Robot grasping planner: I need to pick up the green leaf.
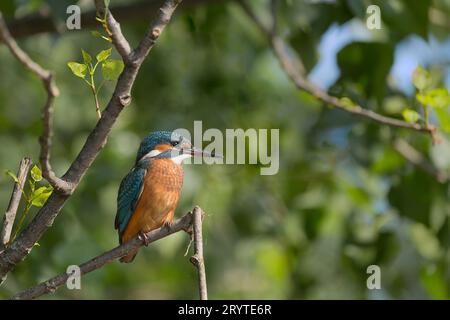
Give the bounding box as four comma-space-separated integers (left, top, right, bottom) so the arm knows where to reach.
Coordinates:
96, 48, 112, 62
337, 42, 394, 104
30, 165, 42, 182
402, 108, 420, 124
388, 170, 437, 226
31, 186, 53, 207
81, 49, 92, 65
420, 264, 449, 299
91, 31, 103, 38
4, 169, 19, 183
435, 108, 450, 133
67, 62, 87, 78
412, 65, 432, 91
416, 88, 450, 109
410, 223, 442, 260
102, 59, 124, 81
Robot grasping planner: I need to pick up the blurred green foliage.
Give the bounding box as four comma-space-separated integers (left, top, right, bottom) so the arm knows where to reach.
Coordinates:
0, 0, 450, 299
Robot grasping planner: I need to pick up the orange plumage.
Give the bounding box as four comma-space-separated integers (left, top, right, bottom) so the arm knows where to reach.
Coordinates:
120, 158, 183, 262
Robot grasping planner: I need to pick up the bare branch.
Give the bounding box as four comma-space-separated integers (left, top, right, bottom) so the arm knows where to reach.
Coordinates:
238, 0, 270, 37
238, 1, 436, 137
131, 0, 183, 65
38, 75, 72, 193
0, 0, 183, 282
11, 211, 194, 300
0, 14, 49, 79
0, 12, 72, 194
1, 158, 32, 250
189, 206, 208, 300
394, 139, 448, 183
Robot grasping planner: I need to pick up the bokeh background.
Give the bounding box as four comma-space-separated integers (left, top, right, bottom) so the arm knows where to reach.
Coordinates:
1, 0, 450, 299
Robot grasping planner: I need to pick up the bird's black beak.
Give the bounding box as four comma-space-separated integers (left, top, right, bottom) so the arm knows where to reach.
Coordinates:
183, 147, 223, 158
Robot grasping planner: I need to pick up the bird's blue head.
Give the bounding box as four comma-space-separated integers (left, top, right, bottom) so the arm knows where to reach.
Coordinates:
135, 130, 220, 165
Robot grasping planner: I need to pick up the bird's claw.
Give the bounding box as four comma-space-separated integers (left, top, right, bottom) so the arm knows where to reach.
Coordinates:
138, 231, 150, 246
163, 220, 173, 232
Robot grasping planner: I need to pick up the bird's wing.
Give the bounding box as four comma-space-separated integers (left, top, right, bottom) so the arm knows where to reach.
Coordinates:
115, 167, 146, 237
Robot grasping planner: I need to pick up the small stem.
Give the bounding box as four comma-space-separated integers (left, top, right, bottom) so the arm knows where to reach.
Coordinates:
424, 105, 429, 129
183, 237, 193, 257
93, 90, 101, 119
1, 158, 32, 248
17, 180, 30, 202
89, 72, 101, 119
92, 61, 100, 74
12, 201, 32, 242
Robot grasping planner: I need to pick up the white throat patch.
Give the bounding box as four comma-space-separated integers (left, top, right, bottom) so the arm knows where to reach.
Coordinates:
170, 153, 192, 164
140, 149, 192, 164
141, 149, 162, 160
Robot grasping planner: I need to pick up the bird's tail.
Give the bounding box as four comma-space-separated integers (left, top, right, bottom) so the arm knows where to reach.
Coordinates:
120, 250, 138, 263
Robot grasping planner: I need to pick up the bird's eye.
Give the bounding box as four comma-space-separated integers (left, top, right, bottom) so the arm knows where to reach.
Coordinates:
171, 140, 179, 146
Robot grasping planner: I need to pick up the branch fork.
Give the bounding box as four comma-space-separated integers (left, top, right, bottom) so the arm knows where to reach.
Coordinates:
11, 206, 207, 300
1, 158, 32, 250
0, 0, 184, 283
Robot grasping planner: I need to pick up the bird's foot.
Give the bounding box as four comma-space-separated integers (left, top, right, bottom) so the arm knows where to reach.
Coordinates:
138, 231, 150, 246
163, 220, 173, 232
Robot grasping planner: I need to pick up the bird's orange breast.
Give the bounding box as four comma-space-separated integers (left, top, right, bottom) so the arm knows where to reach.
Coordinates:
121, 158, 184, 244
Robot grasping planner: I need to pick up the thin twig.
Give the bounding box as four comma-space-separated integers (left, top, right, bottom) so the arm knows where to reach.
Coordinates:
394, 139, 448, 183
94, 0, 132, 63
238, 1, 437, 138
131, 0, 183, 65
0, 0, 183, 282
189, 206, 208, 300
0, 12, 72, 194
11, 211, 194, 300
1, 158, 32, 250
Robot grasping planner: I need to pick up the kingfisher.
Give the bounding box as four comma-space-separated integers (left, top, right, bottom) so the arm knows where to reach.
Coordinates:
115, 131, 218, 263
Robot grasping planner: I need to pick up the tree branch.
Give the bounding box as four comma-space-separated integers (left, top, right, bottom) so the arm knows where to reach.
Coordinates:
11, 210, 195, 300
131, 0, 182, 65
0, 12, 72, 194
0, 0, 183, 283
394, 139, 448, 183
1, 158, 32, 251
238, 1, 437, 138
189, 206, 208, 300
4, 0, 229, 40
94, 0, 132, 62
39, 75, 69, 193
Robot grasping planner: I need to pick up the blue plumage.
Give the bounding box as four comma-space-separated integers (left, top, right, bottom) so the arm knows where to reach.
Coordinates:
115, 165, 146, 239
